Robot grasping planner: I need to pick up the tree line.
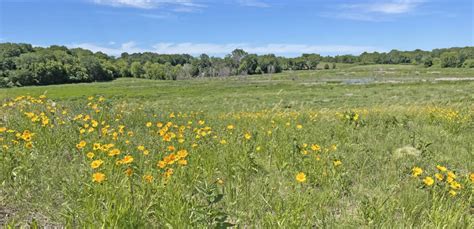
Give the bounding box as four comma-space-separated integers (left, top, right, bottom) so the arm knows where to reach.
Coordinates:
1, 42, 473, 87
334, 47, 474, 68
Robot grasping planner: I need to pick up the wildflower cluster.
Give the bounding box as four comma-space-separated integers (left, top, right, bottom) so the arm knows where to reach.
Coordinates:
427, 107, 470, 124
337, 110, 361, 126
295, 143, 342, 184
1, 128, 35, 150
412, 165, 473, 197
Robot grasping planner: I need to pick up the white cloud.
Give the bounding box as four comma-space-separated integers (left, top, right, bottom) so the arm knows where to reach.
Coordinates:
92, 0, 203, 9
139, 13, 173, 19
345, 0, 424, 14
326, 0, 427, 21
69, 41, 147, 56
237, 0, 270, 8
68, 41, 382, 56
152, 43, 380, 55
92, 0, 270, 10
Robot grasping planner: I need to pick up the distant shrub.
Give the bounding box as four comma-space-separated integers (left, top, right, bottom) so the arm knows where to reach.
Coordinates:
440, 52, 461, 68
462, 59, 474, 68
422, 56, 433, 67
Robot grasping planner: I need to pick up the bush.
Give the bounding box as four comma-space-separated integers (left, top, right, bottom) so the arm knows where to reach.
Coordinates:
440, 52, 461, 68
422, 56, 433, 67
462, 59, 474, 68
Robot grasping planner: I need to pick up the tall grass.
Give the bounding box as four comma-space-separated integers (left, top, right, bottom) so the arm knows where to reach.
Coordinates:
1, 92, 472, 227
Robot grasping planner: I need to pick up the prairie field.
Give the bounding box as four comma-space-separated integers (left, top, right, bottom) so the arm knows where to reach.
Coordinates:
1, 65, 473, 227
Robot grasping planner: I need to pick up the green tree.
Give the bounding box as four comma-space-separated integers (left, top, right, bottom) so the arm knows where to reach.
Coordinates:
440, 52, 460, 68
422, 56, 433, 67
238, 54, 258, 74
462, 59, 474, 68
130, 61, 144, 78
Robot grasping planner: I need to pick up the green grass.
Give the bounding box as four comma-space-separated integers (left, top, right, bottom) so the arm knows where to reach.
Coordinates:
1, 65, 473, 227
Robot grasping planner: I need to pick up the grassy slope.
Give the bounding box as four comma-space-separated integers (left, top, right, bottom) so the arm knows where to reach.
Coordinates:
1, 64, 474, 111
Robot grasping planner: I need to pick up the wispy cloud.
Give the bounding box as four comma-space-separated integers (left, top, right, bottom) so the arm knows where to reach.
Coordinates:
153, 43, 381, 55
344, 0, 424, 14
139, 13, 174, 19
324, 0, 427, 21
92, 0, 204, 10
68, 41, 382, 56
237, 0, 270, 8
69, 41, 147, 56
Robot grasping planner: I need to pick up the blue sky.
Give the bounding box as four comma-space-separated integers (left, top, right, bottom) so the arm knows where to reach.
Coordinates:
0, 0, 472, 56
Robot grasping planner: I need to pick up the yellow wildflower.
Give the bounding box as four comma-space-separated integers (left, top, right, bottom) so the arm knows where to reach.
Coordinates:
447, 176, 454, 183
143, 175, 154, 183
436, 165, 447, 172
91, 160, 104, 169
244, 133, 252, 140
423, 176, 434, 186
412, 167, 423, 177
311, 144, 321, 151
108, 148, 121, 157
86, 152, 95, 159
157, 161, 166, 169
91, 120, 98, 127
449, 181, 461, 190
296, 172, 307, 183
176, 149, 187, 158
93, 143, 101, 150
122, 155, 134, 164
447, 171, 456, 179
449, 190, 457, 196
76, 140, 87, 149
92, 172, 106, 183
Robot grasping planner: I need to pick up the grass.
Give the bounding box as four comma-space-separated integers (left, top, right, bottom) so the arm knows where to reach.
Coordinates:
1, 64, 473, 227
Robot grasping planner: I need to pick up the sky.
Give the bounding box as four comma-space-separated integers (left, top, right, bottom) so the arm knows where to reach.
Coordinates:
0, 0, 473, 56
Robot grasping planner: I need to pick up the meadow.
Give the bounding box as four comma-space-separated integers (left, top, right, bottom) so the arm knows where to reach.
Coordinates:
1, 64, 473, 227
